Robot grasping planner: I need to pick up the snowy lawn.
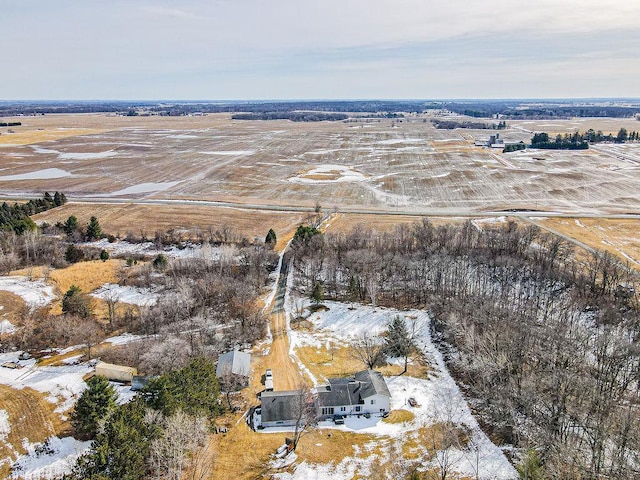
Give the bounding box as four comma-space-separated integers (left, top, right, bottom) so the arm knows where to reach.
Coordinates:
282, 298, 517, 480
10, 436, 91, 480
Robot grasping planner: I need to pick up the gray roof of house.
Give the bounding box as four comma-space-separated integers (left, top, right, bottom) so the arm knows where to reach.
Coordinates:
316, 378, 362, 407
260, 390, 302, 423
316, 370, 390, 407
355, 369, 391, 398
216, 350, 251, 377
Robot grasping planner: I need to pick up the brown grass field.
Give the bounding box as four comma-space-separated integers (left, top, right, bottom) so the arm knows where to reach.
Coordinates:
33, 202, 306, 243
536, 217, 640, 266
0, 385, 69, 478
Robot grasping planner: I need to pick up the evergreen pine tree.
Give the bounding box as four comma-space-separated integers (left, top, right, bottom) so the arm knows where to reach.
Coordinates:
310, 281, 324, 305
86, 216, 102, 240
516, 449, 545, 480
152, 254, 168, 271
265, 228, 277, 246
71, 399, 159, 480
71, 375, 117, 440
385, 316, 412, 373
62, 285, 93, 318
64, 215, 79, 236
100, 249, 110, 262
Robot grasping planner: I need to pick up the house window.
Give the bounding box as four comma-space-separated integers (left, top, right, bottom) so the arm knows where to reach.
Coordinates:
321, 407, 334, 415
340, 407, 346, 412
355, 406, 361, 412
371, 399, 376, 405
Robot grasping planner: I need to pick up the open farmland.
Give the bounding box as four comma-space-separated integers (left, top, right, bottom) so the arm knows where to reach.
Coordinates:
0, 113, 639, 217
33, 202, 306, 242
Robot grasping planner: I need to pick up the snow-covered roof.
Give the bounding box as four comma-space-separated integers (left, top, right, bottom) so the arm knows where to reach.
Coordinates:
216, 350, 251, 377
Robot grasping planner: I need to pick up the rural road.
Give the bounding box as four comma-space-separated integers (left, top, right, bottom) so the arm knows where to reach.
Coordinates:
2, 192, 637, 220
62, 196, 640, 219
265, 253, 303, 391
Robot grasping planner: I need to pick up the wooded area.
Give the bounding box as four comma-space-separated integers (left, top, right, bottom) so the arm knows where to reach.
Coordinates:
292, 219, 640, 478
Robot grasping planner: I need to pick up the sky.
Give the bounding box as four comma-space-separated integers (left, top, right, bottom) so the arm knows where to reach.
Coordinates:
2, 0, 640, 100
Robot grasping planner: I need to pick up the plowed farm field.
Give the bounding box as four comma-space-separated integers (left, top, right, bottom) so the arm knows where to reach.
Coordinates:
0, 113, 639, 215
1, 113, 638, 258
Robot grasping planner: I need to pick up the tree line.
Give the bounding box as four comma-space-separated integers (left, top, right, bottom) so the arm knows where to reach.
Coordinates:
231, 112, 349, 122
432, 119, 506, 130
531, 128, 638, 150
291, 219, 640, 478
0, 191, 66, 234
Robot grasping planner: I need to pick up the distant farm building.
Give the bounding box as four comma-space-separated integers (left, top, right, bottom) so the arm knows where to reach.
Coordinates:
475, 133, 506, 148
95, 362, 137, 383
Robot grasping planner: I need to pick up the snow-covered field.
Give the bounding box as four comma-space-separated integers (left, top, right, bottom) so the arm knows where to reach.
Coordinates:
92, 283, 160, 306
83, 238, 223, 260
0, 277, 55, 310
0, 352, 92, 414
10, 436, 91, 480
283, 298, 517, 480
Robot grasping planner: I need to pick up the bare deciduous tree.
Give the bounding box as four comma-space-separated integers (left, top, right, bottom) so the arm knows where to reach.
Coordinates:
291, 384, 317, 452
351, 332, 385, 369
148, 410, 209, 480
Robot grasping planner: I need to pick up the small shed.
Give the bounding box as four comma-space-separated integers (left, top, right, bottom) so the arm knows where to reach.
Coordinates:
216, 350, 251, 378
95, 361, 137, 383
131, 375, 154, 391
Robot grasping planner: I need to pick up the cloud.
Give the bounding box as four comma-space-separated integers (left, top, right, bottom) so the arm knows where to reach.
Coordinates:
141, 5, 199, 20
1, 0, 639, 99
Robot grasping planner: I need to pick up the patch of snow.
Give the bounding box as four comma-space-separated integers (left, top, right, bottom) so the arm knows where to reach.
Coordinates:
58, 150, 116, 160
111, 383, 136, 405
0, 352, 92, 414
0, 277, 55, 310
168, 134, 199, 139
83, 238, 222, 260
109, 181, 180, 196
199, 150, 255, 156
30, 146, 60, 155
103, 332, 146, 346
92, 284, 159, 307
377, 138, 425, 145
0, 168, 73, 181
60, 355, 83, 366
0, 409, 10, 441
288, 164, 367, 184
10, 436, 91, 480
305, 148, 341, 155
0, 319, 16, 334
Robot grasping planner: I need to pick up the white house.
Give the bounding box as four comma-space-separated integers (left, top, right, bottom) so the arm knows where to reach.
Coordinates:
315, 369, 391, 419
